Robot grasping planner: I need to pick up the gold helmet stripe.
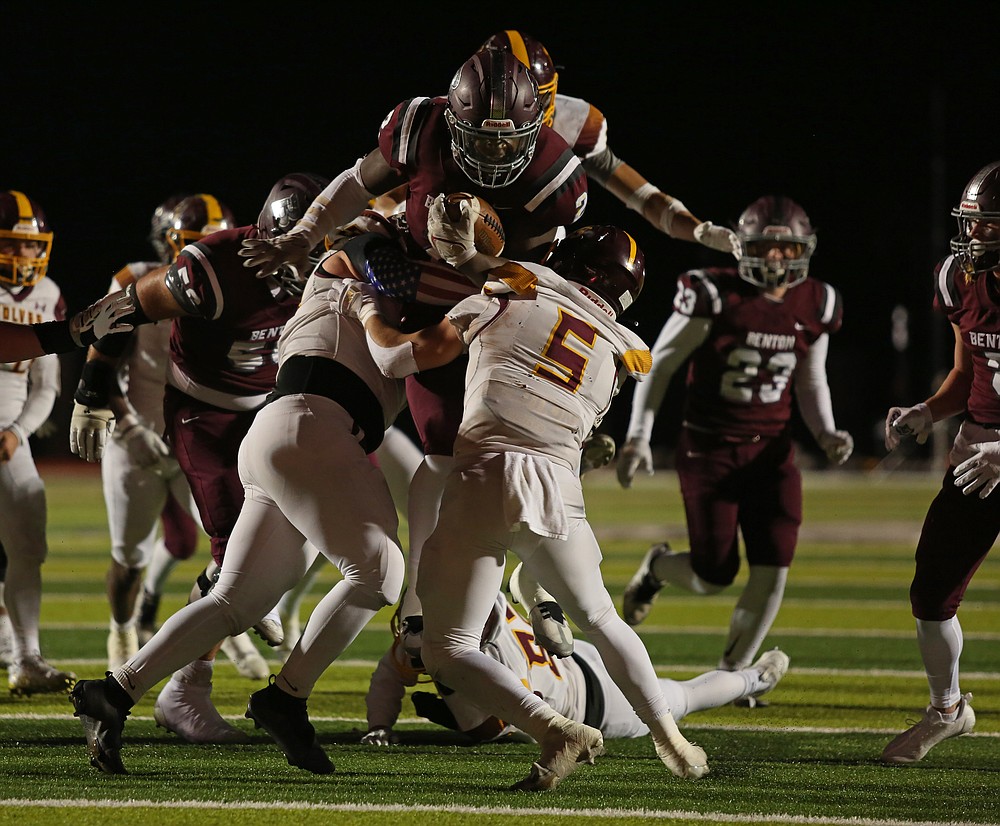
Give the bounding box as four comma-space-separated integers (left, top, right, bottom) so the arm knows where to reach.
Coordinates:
625, 231, 638, 268
197, 193, 224, 228
10, 191, 34, 225
504, 30, 531, 69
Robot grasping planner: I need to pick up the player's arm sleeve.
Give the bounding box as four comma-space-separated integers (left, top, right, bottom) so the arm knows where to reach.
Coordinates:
10, 354, 60, 443
624, 312, 710, 442
793, 332, 838, 439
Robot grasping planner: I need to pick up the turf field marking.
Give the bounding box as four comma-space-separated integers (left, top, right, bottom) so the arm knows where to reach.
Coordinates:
0, 798, 989, 826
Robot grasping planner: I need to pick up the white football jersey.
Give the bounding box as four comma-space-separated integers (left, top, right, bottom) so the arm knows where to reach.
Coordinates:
447, 264, 649, 471
0, 278, 64, 426
277, 274, 408, 430
107, 264, 172, 432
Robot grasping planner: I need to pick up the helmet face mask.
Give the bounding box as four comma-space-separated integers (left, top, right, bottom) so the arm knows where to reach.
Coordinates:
481, 30, 558, 127
165, 194, 236, 258
736, 196, 816, 289
950, 161, 1000, 276
546, 225, 645, 319
0, 190, 53, 288
446, 49, 543, 189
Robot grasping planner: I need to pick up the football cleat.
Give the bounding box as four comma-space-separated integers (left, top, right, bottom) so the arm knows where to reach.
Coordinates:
252, 607, 285, 648
654, 712, 709, 780
153, 676, 250, 744
136, 590, 160, 646
749, 648, 790, 700
246, 679, 333, 774
9, 654, 76, 697
881, 693, 976, 765
508, 562, 574, 658
0, 611, 13, 668
219, 632, 270, 680
70, 678, 128, 774
511, 715, 604, 792
107, 625, 139, 671
621, 542, 671, 626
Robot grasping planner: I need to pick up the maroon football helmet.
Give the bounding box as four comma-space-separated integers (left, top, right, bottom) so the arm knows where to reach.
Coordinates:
257, 172, 332, 295
0, 190, 54, 287
445, 49, 542, 189
546, 225, 645, 318
481, 30, 558, 127
165, 194, 236, 258
736, 195, 817, 289
950, 161, 1000, 276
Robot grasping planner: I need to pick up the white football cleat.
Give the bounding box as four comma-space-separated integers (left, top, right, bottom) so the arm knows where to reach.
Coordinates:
749, 648, 790, 701
252, 607, 285, 648
107, 624, 139, 671
8, 654, 76, 697
653, 711, 709, 779
154, 676, 250, 744
881, 693, 976, 764
509, 562, 574, 658
621, 542, 671, 626
511, 716, 604, 791
219, 632, 270, 680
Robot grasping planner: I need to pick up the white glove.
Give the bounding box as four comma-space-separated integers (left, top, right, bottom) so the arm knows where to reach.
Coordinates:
580, 433, 616, 475
616, 437, 654, 489
117, 415, 172, 472
69, 402, 115, 462
427, 193, 479, 267
818, 429, 854, 465
693, 221, 741, 258
360, 727, 398, 746
953, 442, 1000, 498
238, 230, 315, 279
69, 291, 135, 346
336, 280, 382, 325
884, 403, 932, 450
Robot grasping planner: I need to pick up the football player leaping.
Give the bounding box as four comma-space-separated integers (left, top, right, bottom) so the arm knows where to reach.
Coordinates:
240, 49, 590, 663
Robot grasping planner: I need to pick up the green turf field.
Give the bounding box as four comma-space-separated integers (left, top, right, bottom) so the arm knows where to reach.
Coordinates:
2, 462, 998, 826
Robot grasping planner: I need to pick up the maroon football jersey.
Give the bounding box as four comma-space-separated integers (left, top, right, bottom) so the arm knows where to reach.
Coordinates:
165, 226, 300, 409
377, 96, 588, 260
674, 267, 843, 438
934, 253, 1000, 425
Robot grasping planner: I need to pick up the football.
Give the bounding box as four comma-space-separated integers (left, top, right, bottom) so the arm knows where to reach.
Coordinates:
443, 192, 505, 256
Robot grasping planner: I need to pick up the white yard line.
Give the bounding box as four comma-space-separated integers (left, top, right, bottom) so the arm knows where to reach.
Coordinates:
0, 798, 989, 826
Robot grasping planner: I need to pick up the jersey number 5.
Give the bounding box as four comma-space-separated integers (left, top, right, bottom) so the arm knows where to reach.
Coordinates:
534, 308, 597, 393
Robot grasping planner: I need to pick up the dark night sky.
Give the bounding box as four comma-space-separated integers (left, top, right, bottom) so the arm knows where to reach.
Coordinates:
8, 5, 1000, 458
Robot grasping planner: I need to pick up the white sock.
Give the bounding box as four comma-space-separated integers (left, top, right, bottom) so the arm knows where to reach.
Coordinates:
651, 549, 724, 595
719, 566, 788, 670
174, 658, 213, 686
917, 616, 963, 710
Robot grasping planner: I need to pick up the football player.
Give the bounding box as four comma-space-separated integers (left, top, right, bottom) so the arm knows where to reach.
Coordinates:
240, 49, 590, 661
0, 190, 77, 696
91, 195, 220, 673
616, 196, 852, 693
363, 591, 789, 746
69, 174, 330, 744
878, 161, 1000, 764
69, 248, 414, 776
345, 223, 710, 790
481, 30, 737, 255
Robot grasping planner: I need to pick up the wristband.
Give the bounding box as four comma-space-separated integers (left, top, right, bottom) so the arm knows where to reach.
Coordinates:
31, 320, 77, 354
75, 359, 117, 408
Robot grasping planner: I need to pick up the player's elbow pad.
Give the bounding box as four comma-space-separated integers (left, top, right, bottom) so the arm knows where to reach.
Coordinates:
365, 331, 418, 378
